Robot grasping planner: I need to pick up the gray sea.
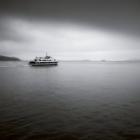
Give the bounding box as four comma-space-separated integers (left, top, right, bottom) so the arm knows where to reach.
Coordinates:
0, 61, 140, 140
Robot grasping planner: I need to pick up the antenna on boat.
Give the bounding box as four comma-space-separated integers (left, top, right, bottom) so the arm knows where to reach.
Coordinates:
45, 51, 48, 58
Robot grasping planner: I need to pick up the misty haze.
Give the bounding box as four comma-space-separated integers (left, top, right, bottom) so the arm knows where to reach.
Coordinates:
0, 0, 140, 140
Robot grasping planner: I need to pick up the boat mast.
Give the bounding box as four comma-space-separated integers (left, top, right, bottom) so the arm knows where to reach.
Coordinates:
45, 51, 48, 58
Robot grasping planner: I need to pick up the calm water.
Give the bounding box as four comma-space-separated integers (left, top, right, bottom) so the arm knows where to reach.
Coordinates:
0, 61, 140, 140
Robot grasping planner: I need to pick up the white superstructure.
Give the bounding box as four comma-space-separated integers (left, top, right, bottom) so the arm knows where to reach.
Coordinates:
29, 53, 58, 66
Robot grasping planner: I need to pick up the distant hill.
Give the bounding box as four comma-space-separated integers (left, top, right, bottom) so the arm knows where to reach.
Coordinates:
0, 55, 20, 61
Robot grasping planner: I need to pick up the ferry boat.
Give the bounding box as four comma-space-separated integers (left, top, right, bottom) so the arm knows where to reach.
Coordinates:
29, 53, 58, 66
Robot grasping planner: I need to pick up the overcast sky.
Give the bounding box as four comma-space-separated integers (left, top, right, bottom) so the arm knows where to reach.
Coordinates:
0, 0, 140, 60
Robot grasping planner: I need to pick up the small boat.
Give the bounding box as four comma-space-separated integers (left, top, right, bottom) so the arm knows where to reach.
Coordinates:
29, 53, 58, 66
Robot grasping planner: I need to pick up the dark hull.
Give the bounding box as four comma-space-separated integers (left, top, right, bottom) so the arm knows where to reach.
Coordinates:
29, 61, 58, 66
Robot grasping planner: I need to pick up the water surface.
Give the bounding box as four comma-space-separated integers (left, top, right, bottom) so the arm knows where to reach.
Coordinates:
0, 61, 140, 140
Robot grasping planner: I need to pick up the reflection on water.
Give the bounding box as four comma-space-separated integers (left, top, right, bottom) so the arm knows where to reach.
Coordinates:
0, 61, 140, 140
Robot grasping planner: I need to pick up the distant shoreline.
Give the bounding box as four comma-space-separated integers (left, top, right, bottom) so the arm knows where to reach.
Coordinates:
59, 60, 140, 63
0, 55, 140, 63
0, 55, 21, 61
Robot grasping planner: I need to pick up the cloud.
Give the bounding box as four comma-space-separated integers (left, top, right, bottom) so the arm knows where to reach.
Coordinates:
0, 0, 140, 36
0, 18, 140, 60
0, 18, 30, 42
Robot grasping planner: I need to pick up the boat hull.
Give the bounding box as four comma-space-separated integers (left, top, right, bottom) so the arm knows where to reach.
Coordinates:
29, 61, 58, 66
